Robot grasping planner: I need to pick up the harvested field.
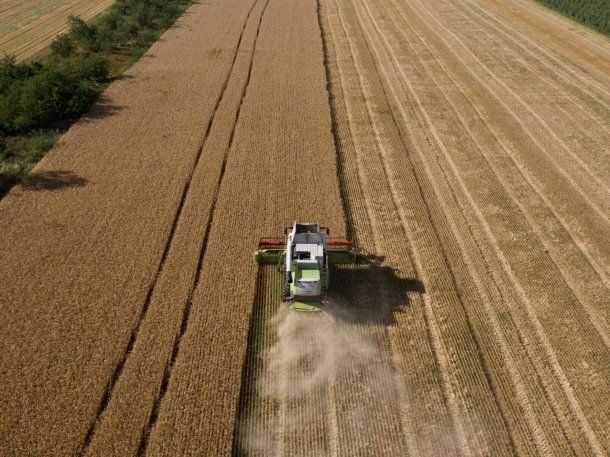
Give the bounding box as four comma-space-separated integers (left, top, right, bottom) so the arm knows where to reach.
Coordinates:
235, 0, 610, 454
0, 0, 609, 455
0, 0, 114, 60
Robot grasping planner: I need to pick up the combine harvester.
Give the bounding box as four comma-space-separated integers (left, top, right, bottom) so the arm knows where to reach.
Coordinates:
255, 222, 356, 311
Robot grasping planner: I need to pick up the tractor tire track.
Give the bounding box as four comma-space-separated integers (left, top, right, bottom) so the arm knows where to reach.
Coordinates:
321, 0, 457, 453
145, 0, 347, 449
79, 0, 264, 453
0, 0, 271, 453
136, 0, 271, 453
362, 0, 608, 452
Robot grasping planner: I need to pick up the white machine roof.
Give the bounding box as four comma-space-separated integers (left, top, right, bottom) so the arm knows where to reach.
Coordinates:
294, 243, 324, 260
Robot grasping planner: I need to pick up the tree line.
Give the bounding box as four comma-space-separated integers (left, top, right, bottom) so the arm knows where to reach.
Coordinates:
0, 0, 191, 134
536, 0, 610, 35
0, 0, 191, 196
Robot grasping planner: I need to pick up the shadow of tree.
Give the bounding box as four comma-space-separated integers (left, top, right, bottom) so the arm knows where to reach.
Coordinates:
0, 169, 21, 197
80, 95, 123, 122
20, 170, 88, 191
329, 254, 425, 327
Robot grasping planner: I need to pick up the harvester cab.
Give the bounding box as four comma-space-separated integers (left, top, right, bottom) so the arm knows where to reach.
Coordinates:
254, 222, 356, 311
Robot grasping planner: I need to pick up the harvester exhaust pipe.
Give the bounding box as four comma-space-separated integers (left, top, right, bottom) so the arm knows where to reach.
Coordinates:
285, 223, 293, 283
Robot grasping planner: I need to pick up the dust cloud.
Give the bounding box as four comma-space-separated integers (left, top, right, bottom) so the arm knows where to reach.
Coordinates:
238, 300, 411, 455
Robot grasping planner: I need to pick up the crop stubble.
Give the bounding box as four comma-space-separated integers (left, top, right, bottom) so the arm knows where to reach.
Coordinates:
236, 0, 610, 455
324, 0, 610, 453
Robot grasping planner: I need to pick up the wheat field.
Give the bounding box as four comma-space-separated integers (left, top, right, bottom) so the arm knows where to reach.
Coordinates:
0, 0, 608, 455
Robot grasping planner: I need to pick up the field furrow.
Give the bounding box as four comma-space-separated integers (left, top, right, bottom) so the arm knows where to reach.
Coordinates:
82, 0, 267, 454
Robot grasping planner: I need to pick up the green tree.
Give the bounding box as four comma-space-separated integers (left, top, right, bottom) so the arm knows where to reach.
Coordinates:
68, 15, 101, 52
50, 34, 76, 57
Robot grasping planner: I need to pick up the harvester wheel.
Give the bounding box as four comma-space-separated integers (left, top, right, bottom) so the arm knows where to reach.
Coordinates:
281, 284, 290, 301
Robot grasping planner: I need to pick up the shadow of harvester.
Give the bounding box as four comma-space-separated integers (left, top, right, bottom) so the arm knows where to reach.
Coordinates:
329, 254, 425, 327
20, 170, 87, 191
